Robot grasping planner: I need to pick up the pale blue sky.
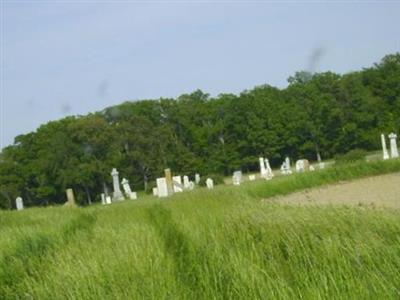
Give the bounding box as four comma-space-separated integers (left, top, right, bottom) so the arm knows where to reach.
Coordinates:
2, 1, 400, 148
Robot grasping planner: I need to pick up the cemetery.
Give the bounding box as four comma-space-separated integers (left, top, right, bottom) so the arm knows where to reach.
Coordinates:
12, 130, 394, 208
1, 36, 399, 297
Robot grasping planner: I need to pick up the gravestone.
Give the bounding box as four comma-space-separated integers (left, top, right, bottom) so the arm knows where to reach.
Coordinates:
264, 158, 274, 180
248, 175, 256, 181
195, 173, 201, 185
295, 159, 309, 173
111, 168, 124, 201
206, 178, 214, 189
381, 133, 390, 160
188, 181, 195, 190
259, 157, 267, 178
173, 176, 183, 193
183, 176, 190, 189
16, 197, 24, 211
152, 187, 158, 196
319, 162, 325, 170
164, 169, 174, 196
106, 196, 112, 204
65, 188, 77, 206
389, 133, 399, 158
101, 193, 106, 205
309, 165, 315, 171
280, 157, 292, 175
232, 171, 243, 185
156, 177, 169, 198
232, 171, 242, 185
121, 178, 137, 200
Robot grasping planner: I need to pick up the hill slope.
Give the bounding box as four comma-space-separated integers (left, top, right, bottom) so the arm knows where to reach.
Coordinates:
1, 161, 400, 299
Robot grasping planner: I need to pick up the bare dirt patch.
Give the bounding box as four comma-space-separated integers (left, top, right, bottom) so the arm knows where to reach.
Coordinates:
267, 172, 400, 209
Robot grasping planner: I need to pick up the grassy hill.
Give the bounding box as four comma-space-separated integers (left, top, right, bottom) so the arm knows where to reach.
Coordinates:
1, 160, 400, 299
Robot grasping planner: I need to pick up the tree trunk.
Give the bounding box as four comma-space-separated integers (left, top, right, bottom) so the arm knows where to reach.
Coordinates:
143, 174, 148, 192
84, 185, 92, 205
315, 144, 322, 162
103, 181, 108, 197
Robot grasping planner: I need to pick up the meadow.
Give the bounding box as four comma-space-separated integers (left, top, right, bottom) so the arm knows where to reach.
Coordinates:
1, 159, 400, 299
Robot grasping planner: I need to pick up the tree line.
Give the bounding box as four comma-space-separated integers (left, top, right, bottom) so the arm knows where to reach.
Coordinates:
0, 53, 399, 208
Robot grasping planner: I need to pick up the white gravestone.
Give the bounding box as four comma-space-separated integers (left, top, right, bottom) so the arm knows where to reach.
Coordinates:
153, 187, 158, 196
319, 162, 325, 170
195, 173, 201, 185
121, 178, 137, 200
183, 176, 190, 189
16, 197, 24, 211
156, 177, 169, 198
389, 133, 399, 158
206, 178, 214, 189
295, 160, 305, 172
232, 171, 242, 186
309, 165, 315, 171
248, 175, 256, 181
111, 168, 124, 201
259, 157, 267, 178
295, 159, 309, 173
101, 193, 106, 205
173, 176, 183, 193
264, 158, 274, 180
106, 196, 112, 204
188, 181, 195, 190
280, 157, 292, 175
381, 133, 390, 160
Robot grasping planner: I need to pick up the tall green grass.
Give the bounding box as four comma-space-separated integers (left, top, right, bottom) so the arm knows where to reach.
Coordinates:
1, 159, 400, 299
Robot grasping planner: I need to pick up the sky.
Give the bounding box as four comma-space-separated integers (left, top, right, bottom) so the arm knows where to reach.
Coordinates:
1, 1, 400, 148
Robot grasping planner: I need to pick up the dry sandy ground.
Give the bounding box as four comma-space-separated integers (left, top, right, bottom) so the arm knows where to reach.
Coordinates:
268, 172, 400, 209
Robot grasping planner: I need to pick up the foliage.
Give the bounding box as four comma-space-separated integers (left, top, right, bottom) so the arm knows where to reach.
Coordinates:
198, 173, 224, 187
0, 53, 399, 208
334, 149, 368, 164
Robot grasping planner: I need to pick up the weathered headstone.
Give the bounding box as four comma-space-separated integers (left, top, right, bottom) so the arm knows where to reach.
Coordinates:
183, 176, 190, 189
195, 173, 201, 185
65, 188, 77, 206
156, 177, 169, 198
389, 133, 399, 158
319, 162, 325, 170
280, 157, 292, 175
164, 169, 174, 196
264, 158, 274, 180
173, 176, 183, 193
248, 175, 256, 181
188, 181, 195, 190
232, 171, 242, 185
121, 178, 137, 200
152, 187, 158, 196
381, 133, 390, 160
206, 178, 214, 189
111, 168, 124, 201
106, 196, 112, 204
295, 159, 309, 173
101, 193, 106, 205
16, 197, 24, 211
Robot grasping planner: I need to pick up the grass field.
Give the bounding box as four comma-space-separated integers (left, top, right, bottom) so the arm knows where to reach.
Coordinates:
1, 159, 400, 299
